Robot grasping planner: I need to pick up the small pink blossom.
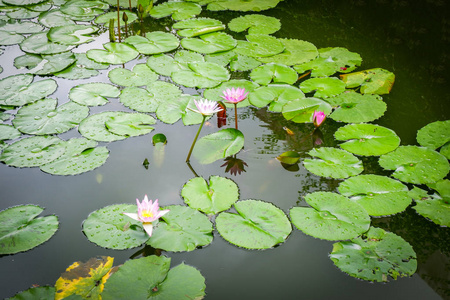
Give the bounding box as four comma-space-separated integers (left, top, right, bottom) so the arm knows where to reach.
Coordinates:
190, 99, 223, 116
220, 87, 248, 104
313, 111, 326, 128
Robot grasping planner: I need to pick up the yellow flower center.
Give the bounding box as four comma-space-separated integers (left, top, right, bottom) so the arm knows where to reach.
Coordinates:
141, 210, 154, 218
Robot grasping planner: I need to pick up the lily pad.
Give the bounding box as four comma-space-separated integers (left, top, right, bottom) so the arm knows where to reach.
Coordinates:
78, 112, 129, 142
15, 52, 77, 75
6, 8, 40, 20
205, 50, 262, 71
0, 204, 58, 255
328, 91, 387, 123
294, 56, 340, 77
95, 10, 138, 27
282, 97, 332, 123
249, 84, 305, 112
300, 77, 346, 98
250, 63, 298, 85
234, 34, 284, 58
379, 145, 450, 184
193, 128, 245, 164
171, 61, 230, 88
54, 53, 109, 80
105, 113, 156, 137
228, 14, 281, 35
276, 151, 301, 165
181, 175, 239, 215
69, 82, 120, 106
146, 51, 205, 76
411, 181, 450, 226
215, 200, 292, 250
0, 135, 65, 167
149, 1, 202, 20
340, 68, 395, 94
303, 147, 364, 179
173, 17, 225, 37
6, 287, 56, 300
290, 192, 370, 240
39, 9, 76, 28
338, 175, 411, 216
0, 124, 21, 140
147, 205, 213, 252
258, 38, 318, 66
3, 0, 48, 6
0, 30, 24, 45
12, 98, 89, 135
83, 204, 149, 249
207, 0, 282, 12
330, 227, 417, 282
181, 32, 237, 54
124, 31, 179, 55
87, 42, 139, 65
416, 119, 450, 151
60, 0, 109, 20
203, 79, 259, 108
102, 256, 206, 300
156, 94, 206, 125
47, 24, 99, 45
109, 64, 158, 87
334, 123, 401, 156
40, 138, 109, 176
20, 32, 73, 54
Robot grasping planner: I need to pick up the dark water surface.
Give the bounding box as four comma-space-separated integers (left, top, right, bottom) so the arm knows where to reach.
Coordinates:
1, 0, 449, 299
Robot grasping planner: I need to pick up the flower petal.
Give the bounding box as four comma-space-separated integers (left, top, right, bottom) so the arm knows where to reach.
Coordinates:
142, 223, 153, 237
123, 212, 139, 221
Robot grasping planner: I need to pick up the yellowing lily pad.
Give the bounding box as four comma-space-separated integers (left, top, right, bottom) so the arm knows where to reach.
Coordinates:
340, 68, 395, 94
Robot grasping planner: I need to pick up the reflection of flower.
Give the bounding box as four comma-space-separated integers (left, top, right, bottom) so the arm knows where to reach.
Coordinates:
221, 87, 248, 104
123, 195, 170, 237
312, 128, 324, 146
313, 111, 326, 128
221, 155, 248, 176
189, 99, 223, 116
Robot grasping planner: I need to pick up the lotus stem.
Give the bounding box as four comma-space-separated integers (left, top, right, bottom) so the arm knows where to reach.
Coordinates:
186, 116, 206, 162
234, 103, 238, 130
108, 19, 115, 42
117, 0, 121, 42
129, 0, 132, 11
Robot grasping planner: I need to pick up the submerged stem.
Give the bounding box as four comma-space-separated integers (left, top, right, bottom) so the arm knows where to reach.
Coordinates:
186, 116, 206, 162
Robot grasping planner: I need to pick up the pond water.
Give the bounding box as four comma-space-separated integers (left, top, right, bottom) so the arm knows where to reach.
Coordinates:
0, 0, 449, 299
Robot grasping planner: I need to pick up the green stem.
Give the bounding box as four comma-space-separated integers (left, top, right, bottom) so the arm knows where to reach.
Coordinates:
186, 116, 206, 162
234, 103, 238, 130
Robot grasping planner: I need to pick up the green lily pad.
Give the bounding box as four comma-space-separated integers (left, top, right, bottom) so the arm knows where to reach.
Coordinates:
340, 68, 395, 94
146, 50, 204, 76
228, 14, 281, 35
290, 191, 370, 241
205, 50, 262, 71
411, 180, 450, 226
171, 61, 230, 88
294, 56, 340, 77
95, 10, 138, 27
82, 204, 149, 249
173, 17, 225, 37
156, 94, 206, 125
0, 30, 24, 45
379, 145, 450, 184
258, 38, 318, 65
0, 204, 58, 255
3, 0, 48, 6
250, 63, 298, 85
6, 8, 40, 20
6, 287, 56, 300
0, 124, 21, 140
334, 123, 401, 156
47, 24, 99, 45
38, 9, 76, 27
78, 112, 129, 142
207, 0, 282, 11
54, 53, 109, 80
20, 32, 73, 54
338, 175, 411, 216
282, 97, 332, 123
149, 1, 202, 20
234, 34, 284, 58
193, 128, 245, 164
330, 227, 417, 282
416, 119, 450, 151
216, 200, 291, 250
120, 81, 182, 113
109, 64, 158, 87
69, 82, 120, 106
87, 42, 139, 65
12, 98, 89, 135
105, 113, 156, 137
60, 0, 109, 20
102, 256, 206, 300
124, 31, 179, 55
181, 32, 237, 54
203, 79, 259, 108
0, 135, 65, 167
300, 77, 346, 98
40, 138, 109, 176
328, 91, 387, 123
303, 147, 364, 179
14, 52, 76, 75
181, 175, 239, 215
249, 84, 305, 112
147, 205, 213, 252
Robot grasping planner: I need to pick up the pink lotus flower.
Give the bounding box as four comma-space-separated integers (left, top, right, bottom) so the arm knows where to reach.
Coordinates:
123, 195, 169, 237
190, 99, 223, 116
313, 111, 326, 128
221, 87, 249, 104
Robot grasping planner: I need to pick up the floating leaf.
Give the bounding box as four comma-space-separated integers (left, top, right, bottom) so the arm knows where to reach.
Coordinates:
228, 14, 281, 35
282, 97, 332, 123
207, 0, 282, 12
3, 0, 47, 7
83, 204, 149, 249
6, 287, 56, 300
13, 98, 89, 135
276, 151, 300, 165
412, 180, 450, 226
20, 32, 73, 54
193, 128, 245, 164
147, 205, 213, 252
171, 61, 230, 88
0, 30, 24, 45
105, 113, 156, 137
60, 0, 109, 20
47, 24, 99, 46
39, 9, 76, 27
102, 256, 206, 300
416, 119, 450, 150
69, 82, 120, 106
334, 123, 400, 156
340, 68, 395, 94
300, 77, 346, 98
234, 34, 284, 58
54, 53, 109, 80
258, 38, 318, 66
156, 94, 206, 125
0, 74, 57, 106
7, 8, 40, 20
95, 10, 138, 27
328, 91, 387, 123
0, 136, 65, 167
87, 42, 139, 65
40, 138, 109, 176
149, 1, 202, 20
338, 175, 411, 216
0, 204, 58, 255
379, 145, 450, 184
0, 124, 21, 140
303, 147, 363, 179
290, 192, 370, 240
330, 227, 417, 282
181, 175, 239, 215
216, 200, 291, 250
249, 84, 305, 112
54, 256, 113, 300
15, 52, 77, 75
78, 112, 129, 142
203, 79, 259, 108
173, 17, 224, 37
124, 31, 179, 55
181, 32, 237, 54
250, 63, 298, 85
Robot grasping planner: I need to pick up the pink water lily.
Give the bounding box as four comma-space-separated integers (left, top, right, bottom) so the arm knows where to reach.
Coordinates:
221, 87, 248, 104
190, 99, 223, 116
313, 111, 326, 128
123, 195, 169, 237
